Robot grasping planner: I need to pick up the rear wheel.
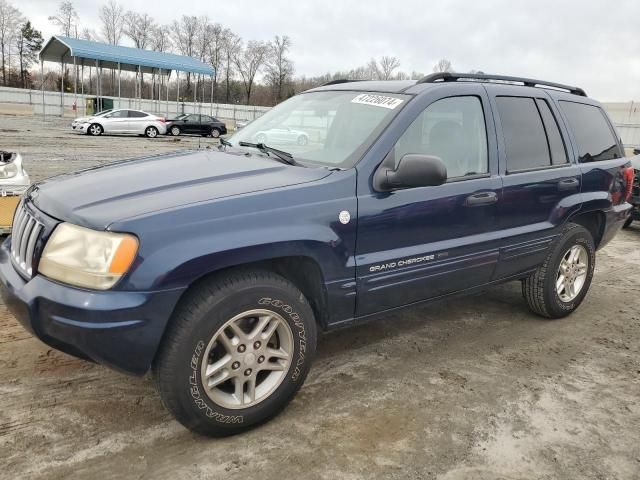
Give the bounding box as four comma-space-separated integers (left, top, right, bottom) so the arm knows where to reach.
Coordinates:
522, 223, 595, 318
623, 217, 633, 229
88, 123, 102, 136
145, 126, 159, 138
153, 270, 317, 436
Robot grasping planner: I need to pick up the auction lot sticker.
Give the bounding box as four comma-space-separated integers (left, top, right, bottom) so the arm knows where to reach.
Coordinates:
351, 94, 404, 109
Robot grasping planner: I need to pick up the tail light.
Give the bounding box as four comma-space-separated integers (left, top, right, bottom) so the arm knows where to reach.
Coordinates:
623, 164, 634, 202
159, 117, 166, 123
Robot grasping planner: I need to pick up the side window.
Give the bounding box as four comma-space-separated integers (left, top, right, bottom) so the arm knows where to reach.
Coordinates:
127, 110, 148, 118
496, 97, 550, 172
186, 114, 200, 122
108, 110, 127, 118
394, 96, 488, 179
536, 99, 568, 165
559, 101, 622, 163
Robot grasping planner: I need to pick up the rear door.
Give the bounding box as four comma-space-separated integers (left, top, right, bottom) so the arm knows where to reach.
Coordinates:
356, 85, 502, 316
486, 86, 583, 279
127, 110, 150, 133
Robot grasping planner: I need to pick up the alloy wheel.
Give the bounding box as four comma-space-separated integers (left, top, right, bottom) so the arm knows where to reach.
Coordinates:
556, 244, 588, 302
200, 309, 294, 409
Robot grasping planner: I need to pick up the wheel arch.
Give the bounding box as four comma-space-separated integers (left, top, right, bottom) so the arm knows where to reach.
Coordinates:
567, 210, 605, 249
169, 255, 330, 331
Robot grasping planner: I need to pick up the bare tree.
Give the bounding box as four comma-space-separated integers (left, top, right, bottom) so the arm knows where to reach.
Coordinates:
222, 29, 241, 103
204, 22, 224, 102
171, 15, 199, 95
433, 58, 453, 73
379, 56, 400, 80
365, 58, 381, 80
48, 1, 78, 38
234, 40, 268, 105
150, 25, 171, 52
265, 35, 293, 103
0, 0, 21, 85
124, 12, 155, 49
99, 0, 124, 45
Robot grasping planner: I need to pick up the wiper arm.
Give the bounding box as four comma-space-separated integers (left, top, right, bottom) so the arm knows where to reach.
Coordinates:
238, 141, 303, 167
219, 137, 232, 147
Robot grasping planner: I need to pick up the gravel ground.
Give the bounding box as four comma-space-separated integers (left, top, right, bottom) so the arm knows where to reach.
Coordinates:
0, 114, 639, 480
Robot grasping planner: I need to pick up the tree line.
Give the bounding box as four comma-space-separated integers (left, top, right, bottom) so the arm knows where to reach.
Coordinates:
0, 0, 461, 107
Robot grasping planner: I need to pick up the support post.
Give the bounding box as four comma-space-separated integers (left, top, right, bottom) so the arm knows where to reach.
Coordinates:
95, 59, 100, 113
166, 71, 170, 117
193, 73, 197, 113
41, 60, 45, 121
176, 71, 180, 114
118, 62, 121, 109
60, 58, 65, 117
138, 65, 142, 110
210, 74, 214, 116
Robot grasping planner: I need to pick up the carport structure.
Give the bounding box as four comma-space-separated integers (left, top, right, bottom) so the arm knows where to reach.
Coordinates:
39, 36, 215, 117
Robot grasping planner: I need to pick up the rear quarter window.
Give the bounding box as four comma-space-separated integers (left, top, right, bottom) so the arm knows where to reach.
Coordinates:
559, 101, 622, 163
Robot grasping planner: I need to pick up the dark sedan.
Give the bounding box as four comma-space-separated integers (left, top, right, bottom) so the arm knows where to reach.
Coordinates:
166, 114, 227, 138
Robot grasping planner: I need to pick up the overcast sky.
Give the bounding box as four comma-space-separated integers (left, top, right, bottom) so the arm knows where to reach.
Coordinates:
18, 0, 640, 101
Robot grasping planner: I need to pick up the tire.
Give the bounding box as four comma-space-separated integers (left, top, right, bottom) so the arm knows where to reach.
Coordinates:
153, 270, 317, 436
623, 217, 633, 229
170, 126, 181, 136
145, 126, 159, 138
210, 128, 221, 138
255, 133, 267, 144
297, 135, 308, 146
88, 123, 103, 136
522, 223, 595, 319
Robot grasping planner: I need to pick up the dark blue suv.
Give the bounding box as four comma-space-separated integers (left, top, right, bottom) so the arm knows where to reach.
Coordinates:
0, 73, 633, 436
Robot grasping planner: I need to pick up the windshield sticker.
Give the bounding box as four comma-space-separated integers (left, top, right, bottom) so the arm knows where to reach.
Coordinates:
351, 94, 404, 110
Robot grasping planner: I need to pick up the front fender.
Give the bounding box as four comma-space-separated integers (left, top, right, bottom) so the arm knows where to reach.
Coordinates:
109, 169, 358, 323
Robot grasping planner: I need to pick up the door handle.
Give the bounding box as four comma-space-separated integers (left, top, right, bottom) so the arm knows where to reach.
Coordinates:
465, 191, 498, 207
558, 178, 579, 191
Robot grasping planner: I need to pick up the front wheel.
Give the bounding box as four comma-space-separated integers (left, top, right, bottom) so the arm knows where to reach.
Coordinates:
145, 126, 159, 138
170, 126, 181, 136
88, 123, 103, 136
522, 223, 595, 318
623, 217, 633, 229
210, 128, 221, 138
153, 270, 317, 436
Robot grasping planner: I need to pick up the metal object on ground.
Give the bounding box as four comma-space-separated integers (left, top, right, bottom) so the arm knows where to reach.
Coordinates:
0, 152, 31, 234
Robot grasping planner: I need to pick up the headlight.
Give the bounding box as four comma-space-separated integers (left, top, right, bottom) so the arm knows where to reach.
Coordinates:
0, 162, 18, 179
39, 223, 139, 290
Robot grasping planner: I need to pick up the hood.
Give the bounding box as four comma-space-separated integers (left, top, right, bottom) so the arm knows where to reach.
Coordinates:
29, 150, 332, 229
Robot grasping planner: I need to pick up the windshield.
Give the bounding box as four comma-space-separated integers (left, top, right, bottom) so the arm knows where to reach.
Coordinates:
229, 91, 410, 168
95, 109, 113, 116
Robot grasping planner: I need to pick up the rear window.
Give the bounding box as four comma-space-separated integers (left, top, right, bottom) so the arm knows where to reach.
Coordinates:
496, 97, 550, 172
559, 101, 622, 163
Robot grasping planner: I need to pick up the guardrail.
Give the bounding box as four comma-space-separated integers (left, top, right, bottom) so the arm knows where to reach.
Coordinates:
0, 86, 270, 122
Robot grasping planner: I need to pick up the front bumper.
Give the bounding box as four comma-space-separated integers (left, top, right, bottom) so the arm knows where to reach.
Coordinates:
71, 123, 89, 134
0, 238, 185, 375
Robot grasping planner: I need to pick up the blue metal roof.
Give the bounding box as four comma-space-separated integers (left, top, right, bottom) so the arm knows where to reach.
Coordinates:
40, 36, 214, 76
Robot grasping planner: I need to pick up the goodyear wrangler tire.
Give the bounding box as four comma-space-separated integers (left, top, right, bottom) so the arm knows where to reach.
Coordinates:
153, 270, 317, 436
522, 223, 595, 319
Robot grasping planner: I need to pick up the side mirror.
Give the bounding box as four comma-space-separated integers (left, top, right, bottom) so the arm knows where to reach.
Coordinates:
374, 154, 447, 191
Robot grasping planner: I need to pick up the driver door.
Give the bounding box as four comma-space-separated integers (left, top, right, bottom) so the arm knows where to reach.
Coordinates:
103, 110, 129, 133
355, 86, 502, 316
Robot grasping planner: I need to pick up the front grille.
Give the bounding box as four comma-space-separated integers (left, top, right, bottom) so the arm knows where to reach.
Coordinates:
10, 202, 44, 277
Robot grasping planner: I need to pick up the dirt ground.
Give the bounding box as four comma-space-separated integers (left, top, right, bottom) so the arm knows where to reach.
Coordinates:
0, 114, 639, 480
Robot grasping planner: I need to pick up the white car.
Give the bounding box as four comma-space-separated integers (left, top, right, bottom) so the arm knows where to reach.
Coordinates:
253, 127, 309, 146
70, 109, 113, 131
73, 109, 167, 138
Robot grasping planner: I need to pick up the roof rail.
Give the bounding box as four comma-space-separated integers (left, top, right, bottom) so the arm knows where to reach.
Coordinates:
320, 79, 364, 87
416, 72, 587, 97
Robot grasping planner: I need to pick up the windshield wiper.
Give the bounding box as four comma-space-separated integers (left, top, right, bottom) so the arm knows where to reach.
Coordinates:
238, 141, 303, 167
219, 137, 232, 147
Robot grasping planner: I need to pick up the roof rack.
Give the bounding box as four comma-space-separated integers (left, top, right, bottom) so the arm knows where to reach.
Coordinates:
416, 72, 587, 97
320, 79, 364, 87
